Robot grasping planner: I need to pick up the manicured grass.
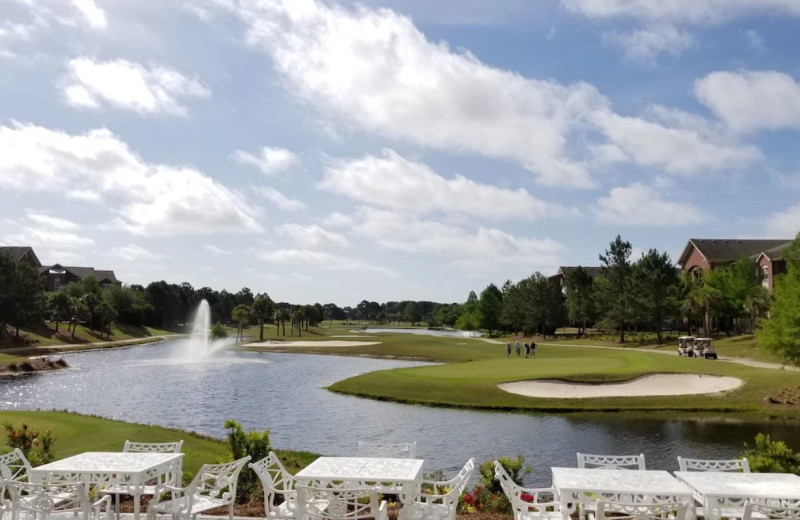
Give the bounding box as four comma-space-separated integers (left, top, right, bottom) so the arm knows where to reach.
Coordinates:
0, 411, 318, 481
0, 322, 177, 350
329, 342, 800, 413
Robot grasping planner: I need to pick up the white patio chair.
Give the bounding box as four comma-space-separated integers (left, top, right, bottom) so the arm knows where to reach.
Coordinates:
249, 452, 298, 520
146, 455, 251, 520
6, 480, 113, 520
743, 501, 800, 520
596, 500, 690, 520
398, 458, 475, 520
0, 449, 34, 482
494, 461, 562, 520
297, 485, 386, 520
356, 441, 417, 459
100, 440, 184, 518
677, 457, 750, 472
577, 453, 646, 470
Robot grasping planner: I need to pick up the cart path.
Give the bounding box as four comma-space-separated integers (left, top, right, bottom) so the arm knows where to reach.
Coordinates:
537, 342, 800, 372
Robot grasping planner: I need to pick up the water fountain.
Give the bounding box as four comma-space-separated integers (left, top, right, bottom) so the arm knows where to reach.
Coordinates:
176, 299, 233, 360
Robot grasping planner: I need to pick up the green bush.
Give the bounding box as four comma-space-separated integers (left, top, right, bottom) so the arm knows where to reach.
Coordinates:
211, 321, 228, 339
743, 433, 800, 474
224, 419, 271, 504
461, 455, 530, 514
3, 422, 56, 466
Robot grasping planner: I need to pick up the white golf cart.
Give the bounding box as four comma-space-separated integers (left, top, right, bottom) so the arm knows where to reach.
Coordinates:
677, 336, 696, 357
694, 337, 718, 359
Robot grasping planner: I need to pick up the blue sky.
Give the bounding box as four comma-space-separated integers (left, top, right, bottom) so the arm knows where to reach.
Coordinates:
1, 0, 799, 305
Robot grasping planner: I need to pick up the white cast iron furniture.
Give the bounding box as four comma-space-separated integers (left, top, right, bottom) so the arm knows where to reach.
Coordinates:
295, 457, 424, 501
249, 452, 298, 520
146, 456, 251, 520
675, 471, 800, 520
29, 451, 184, 520
0, 449, 34, 482
5, 480, 113, 520
743, 501, 800, 520
577, 453, 646, 470
296, 485, 386, 520
397, 458, 474, 520
677, 457, 750, 473
595, 500, 690, 520
494, 461, 562, 520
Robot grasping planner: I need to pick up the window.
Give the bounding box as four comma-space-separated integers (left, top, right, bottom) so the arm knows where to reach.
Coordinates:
762, 265, 770, 288
53, 277, 60, 291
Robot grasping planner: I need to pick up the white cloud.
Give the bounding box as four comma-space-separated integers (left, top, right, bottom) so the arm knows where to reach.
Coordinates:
275, 224, 348, 249
5, 213, 94, 250
253, 186, 306, 211
349, 206, 565, 274
71, 0, 106, 29
764, 203, 800, 238
220, 0, 605, 188
259, 249, 399, 278
110, 244, 163, 262
0, 122, 262, 236
560, 0, 800, 25
603, 25, 694, 62
27, 213, 79, 231
745, 29, 766, 51
61, 58, 211, 116
591, 108, 762, 175
66, 189, 102, 202
322, 212, 354, 228
203, 244, 231, 255
232, 146, 299, 175
594, 183, 707, 226
319, 149, 577, 219
694, 70, 800, 134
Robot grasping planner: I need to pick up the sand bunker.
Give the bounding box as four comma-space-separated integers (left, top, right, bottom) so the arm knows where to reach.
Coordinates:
499, 374, 742, 398
248, 340, 381, 348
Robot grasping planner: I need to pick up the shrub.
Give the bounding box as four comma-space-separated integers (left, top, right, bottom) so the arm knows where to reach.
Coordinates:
211, 321, 228, 339
224, 419, 271, 504
743, 433, 800, 474
3, 422, 56, 466
460, 455, 530, 514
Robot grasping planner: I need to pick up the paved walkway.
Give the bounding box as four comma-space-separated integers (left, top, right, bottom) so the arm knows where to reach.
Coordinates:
538, 342, 798, 371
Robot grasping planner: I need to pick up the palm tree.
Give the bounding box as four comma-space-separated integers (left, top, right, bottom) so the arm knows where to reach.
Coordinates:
251, 295, 275, 341
278, 308, 290, 336
231, 304, 251, 343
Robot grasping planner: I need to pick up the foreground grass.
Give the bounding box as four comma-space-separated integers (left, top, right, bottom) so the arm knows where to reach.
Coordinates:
0, 410, 318, 481
328, 342, 800, 414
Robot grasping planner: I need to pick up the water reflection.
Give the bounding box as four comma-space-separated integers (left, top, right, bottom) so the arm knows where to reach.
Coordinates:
0, 341, 797, 486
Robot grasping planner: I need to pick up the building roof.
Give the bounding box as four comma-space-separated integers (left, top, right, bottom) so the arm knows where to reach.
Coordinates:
0, 246, 42, 267
678, 239, 793, 267
40, 264, 120, 284
756, 243, 791, 262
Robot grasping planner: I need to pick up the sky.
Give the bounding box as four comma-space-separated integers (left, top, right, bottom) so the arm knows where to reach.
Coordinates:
1, 0, 800, 306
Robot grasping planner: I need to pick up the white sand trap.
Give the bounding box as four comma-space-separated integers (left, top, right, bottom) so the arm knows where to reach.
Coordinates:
499, 374, 742, 398
330, 335, 364, 338
248, 340, 381, 348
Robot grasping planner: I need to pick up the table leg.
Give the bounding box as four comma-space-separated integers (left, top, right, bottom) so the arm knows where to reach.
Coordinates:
133, 492, 141, 520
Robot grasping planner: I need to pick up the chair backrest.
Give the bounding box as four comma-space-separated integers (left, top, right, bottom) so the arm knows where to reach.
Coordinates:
421, 458, 475, 509
577, 453, 646, 470
297, 486, 383, 520
494, 461, 557, 518
356, 441, 416, 459
185, 456, 252, 508
677, 457, 750, 472
743, 501, 800, 520
0, 449, 33, 481
596, 500, 689, 520
123, 440, 184, 453
249, 452, 296, 514
5, 480, 90, 517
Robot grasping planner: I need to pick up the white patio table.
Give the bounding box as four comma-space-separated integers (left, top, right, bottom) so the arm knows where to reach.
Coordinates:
29, 451, 184, 520
674, 471, 800, 520
295, 457, 424, 500
552, 467, 694, 518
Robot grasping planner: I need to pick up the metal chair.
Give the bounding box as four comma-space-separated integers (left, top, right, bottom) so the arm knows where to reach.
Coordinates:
743, 501, 800, 520
596, 500, 690, 520
249, 452, 298, 520
99, 440, 184, 518
356, 441, 417, 459
0, 449, 34, 482
677, 457, 750, 472
297, 485, 386, 520
494, 461, 562, 520
6, 480, 112, 520
398, 458, 474, 520
146, 456, 251, 520
577, 453, 646, 470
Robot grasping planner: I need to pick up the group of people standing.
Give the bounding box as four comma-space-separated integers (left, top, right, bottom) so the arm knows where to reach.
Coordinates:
506, 340, 535, 358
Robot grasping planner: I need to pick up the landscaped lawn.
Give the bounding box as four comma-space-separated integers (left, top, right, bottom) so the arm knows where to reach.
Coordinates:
0, 322, 178, 351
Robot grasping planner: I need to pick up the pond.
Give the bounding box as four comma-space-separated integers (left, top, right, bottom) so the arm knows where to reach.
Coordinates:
0, 340, 797, 486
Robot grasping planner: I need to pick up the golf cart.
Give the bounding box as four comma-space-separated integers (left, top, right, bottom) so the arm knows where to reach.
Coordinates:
694, 337, 718, 359
677, 336, 696, 357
